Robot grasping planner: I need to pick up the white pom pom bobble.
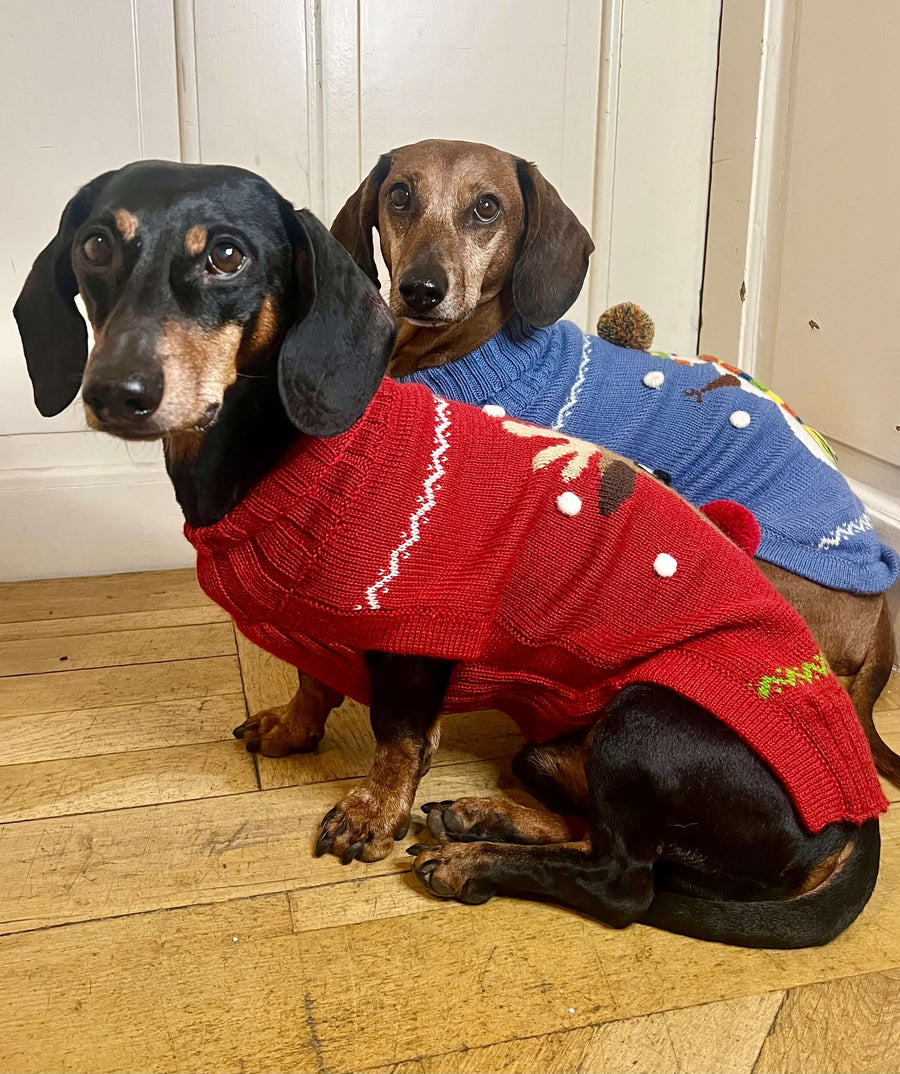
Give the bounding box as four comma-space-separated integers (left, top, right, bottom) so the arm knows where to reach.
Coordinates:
556, 491, 583, 517
653, 552, 678, 577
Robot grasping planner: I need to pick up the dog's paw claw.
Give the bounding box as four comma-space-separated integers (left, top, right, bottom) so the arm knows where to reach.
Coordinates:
416, 858, 440, 884
341, 840, 366, 865
410, 843, 496, 905
316, 791, 410, 864
232, 705, 325, 757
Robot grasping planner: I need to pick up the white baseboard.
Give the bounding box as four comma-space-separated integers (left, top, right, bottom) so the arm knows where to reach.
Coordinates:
1, 465, 193, 582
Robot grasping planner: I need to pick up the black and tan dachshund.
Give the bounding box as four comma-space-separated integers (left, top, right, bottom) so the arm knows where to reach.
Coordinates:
14, 161, 880, 948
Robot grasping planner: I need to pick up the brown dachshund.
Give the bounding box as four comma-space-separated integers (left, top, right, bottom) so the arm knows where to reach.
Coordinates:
329, 137, 898, 783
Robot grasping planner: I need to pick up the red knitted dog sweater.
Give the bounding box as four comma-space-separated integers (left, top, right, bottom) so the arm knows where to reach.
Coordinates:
185, 379, 887, 833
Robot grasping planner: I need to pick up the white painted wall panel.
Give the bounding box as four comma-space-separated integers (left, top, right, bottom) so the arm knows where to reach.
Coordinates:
602, 0, 721, 354
1, 0, 178, 438
191, 0, 313, 209
0, 0, 183, 579
1, 0, 720, 579
352, 0, 602, 330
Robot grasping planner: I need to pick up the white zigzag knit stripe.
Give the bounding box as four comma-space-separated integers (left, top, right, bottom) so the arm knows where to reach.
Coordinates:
552, 334, 592, 430
365, 396, 452, 609
817, 512, 873, 550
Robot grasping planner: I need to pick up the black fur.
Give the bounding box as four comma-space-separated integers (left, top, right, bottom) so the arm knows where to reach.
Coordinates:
278, 208, 395, 437
412, 684, 879, 948
14, 171, 115, 416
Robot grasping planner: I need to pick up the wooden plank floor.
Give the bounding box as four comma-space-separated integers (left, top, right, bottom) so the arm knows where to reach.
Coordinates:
0, 568, 898, 1074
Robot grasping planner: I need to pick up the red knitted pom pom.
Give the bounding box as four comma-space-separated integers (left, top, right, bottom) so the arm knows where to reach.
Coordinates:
700, 499, 762, 557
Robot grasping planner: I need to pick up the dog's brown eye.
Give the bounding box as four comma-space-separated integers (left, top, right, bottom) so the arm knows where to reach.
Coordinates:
473, 195, 500, 224
82, 233, 112, 266
207, 241, 246, 276
388, 183, 411, 210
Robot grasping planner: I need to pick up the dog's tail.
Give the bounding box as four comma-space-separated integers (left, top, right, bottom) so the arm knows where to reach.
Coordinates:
639, 820, 880, 949
849, 601, 899, 785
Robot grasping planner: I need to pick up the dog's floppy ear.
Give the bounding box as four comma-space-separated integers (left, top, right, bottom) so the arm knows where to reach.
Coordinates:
277, 204, 396, 437
330, 154, 393, 287
14, 172, 114, 416
512, 160, 594, 327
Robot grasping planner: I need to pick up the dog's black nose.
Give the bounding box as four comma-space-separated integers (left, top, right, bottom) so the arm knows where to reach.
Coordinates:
83, 369, 164, 424
398, 267, 448, 314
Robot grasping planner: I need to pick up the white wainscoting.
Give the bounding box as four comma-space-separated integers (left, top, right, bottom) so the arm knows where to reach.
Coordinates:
0, 0, 721, 580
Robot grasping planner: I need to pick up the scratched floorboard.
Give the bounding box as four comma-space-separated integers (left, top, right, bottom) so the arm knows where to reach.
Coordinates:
0, 568, 897, 1074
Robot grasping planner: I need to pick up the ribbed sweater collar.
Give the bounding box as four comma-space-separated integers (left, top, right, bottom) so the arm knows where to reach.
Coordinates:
403, 316, 559, 408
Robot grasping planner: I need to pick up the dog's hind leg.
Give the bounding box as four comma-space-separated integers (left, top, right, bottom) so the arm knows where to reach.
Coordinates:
408, 683, 877, 946
412, 731, 592, 845
409, 713, 658, 925
847, 598, 899, 784
408, 836, 655, 927
511, 733, 591, 813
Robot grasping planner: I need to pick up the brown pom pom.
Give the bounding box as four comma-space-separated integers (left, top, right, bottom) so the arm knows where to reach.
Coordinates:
595, 302, 655, 351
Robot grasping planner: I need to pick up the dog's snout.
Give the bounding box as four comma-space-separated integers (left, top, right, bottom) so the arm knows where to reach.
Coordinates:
398, 265, 448, 315
83, 368, 164, 424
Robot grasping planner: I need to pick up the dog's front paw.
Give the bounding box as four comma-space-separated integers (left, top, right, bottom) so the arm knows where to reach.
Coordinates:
421, 796, 582, 845
421, 797, 524, 843
233, 700, 326, 756
407, 842, 497, 904
315, 786, 411, 864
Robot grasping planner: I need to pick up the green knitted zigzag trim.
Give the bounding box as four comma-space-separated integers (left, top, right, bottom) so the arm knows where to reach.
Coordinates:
751, 653, 830, 700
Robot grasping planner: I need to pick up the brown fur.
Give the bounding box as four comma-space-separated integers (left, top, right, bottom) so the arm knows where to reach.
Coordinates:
318, 738, 424, 862
183, 224, 208, 256
426, 796, 585, 844
794, 843, 852, 897
232, 672, 343, 755
155, 320, 242, 427
248, 294, 279, 354
412, 839, 592, 900
81, 319, 242, 440
380, 142, 524, 367
114, 209, 139, 242
521, 738, 590, 810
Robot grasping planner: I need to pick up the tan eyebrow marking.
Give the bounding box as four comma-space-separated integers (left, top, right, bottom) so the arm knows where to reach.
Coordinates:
114, 210, 140, 242
247, 295, 278, 355
184, 225, 208, 257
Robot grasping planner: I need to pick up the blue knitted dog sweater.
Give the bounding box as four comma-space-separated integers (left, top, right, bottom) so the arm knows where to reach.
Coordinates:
402, 318, 898, 594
